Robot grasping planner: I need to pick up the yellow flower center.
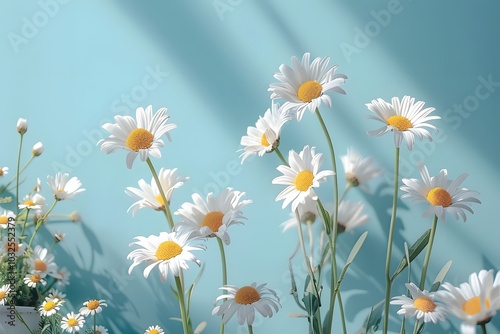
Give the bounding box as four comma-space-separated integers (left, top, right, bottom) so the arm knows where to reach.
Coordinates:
43, 301, 56, 311
0, 170, 3, 176
30, 274, 41, 283
463, 296, 491, 316
234, 286, 261, 305
67, 318, 78, 327
149, 330, 159, 334
125, 128, 154, 152
386, 115, 413, 131
0, 216, 8, 225
155, 241, 182, 261
34, 259, 47, 272
297, 80, 322, 102
87, 300, 100, 310
202, 211, 224, 233
294, 170, 314, 191
261, 133, 270, 147
0, 291, 6, 300
154, 194, 165, 208
426, 187, 452, 207
24, 200, 36, 207
413, 296, 436, 313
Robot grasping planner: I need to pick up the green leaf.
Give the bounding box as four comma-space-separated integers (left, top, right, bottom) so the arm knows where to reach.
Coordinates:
337, 232, 368, 291
317, 200, 331, 235
356, 300, 384, 334
430, 260, 452, 292
391, 229, 431, 282
288, 257, 306, 311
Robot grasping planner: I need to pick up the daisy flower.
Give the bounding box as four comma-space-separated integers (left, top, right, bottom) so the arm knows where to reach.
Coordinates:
0, 284, 11, 305
18, 193, 43, 210
272, 145, 334, 212
0, 208, 15, 229
280, 196, 321, 232
337, 200, 369, 233
0, 236, 26, 257
48, 289, 67, 301
24, 273, 46, 288
39, 297, 64, 317
47, 172, 85, 201
125, 168, 189, 216
391, 282, 447, 324
99, 105, 176, 169
28, 245, 59, 278
0, 166, 8, 177
269, 53, 347, 121
239, 101, 293, 163
79, 299, 107, 317
127, 230, 204, 282
366, 96, 440, 150
56, 267, 71, 286
174, 188, 252, 245
61, 312, 85, 333
144, 325, 164, 334
340, 147, 383, 192
437, 269, 500, 333
94, 325, 109, 334
400, 164, 481, 222
212, 282, 281, 326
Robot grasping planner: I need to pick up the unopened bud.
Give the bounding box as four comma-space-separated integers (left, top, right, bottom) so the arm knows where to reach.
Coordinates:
69, 211, 81, 223
32, 142, 44, 156
54, 232, 65, 243
17, 118, 27, 134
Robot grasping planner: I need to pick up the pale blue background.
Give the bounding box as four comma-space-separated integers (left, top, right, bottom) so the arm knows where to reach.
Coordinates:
1, 1, 499, 333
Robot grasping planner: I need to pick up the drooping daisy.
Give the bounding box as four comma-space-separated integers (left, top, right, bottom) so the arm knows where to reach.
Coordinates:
127, 230, 204, 282
280, 196, 321, 232
0, 284, 11, 305
366, 96, 440, 150
0, 208, 15, 229
0, 236, 26, 257
125, 168, 189, 216
39, 297, 64, 316
174, 188, 252, 245
94, 325, 109, 334
437, 269, 500, 333
212, 282, 281, 326
47, 172, 85, 201
272, 145, 334, 212
337, 200, 369, 233
391, 282, 447, 324
61, 312, 85, 333
269, 53, 347, 121
144, 325, 164, 334
0, 166, 8, 177
340, 148, 383, 192
24, 273, 46, 288
400, 164, 481, 222
79, 299, 107, 317
28, 245, 59, 278
99, 105, 177, 169
239, 101, 293, 163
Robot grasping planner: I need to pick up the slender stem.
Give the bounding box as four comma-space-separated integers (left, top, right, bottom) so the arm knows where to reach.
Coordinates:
337, 290, 348, 334
94, 314, 97, 333
20, 208, 31, 239
307, 221, 314, 268
217, 237, 228, 334
248, 325, 254, 334
383, 147, 401, 334
480, 323, 487, 334
175, 275, 190, 334
274, 147, 288, 165
339, 183, 352, 203
146, 158, 175, 230
28, 200, 58, 248
15, 133, 24, 214
419, 215, 439, 290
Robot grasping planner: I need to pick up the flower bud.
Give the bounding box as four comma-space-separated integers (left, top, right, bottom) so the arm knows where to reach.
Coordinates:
32, 142, 44, 156
69, 211, 81, 223
54, 232, 65, 243
17, 118, 27, 134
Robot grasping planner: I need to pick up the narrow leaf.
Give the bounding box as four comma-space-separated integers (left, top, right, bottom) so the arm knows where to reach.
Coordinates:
391, 229, 431, 282
430, 260, 452, 292
337, 232, 368, 290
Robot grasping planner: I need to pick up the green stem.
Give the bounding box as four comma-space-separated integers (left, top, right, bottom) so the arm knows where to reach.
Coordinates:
274, 147, 288, 165
248, 324, 254, 334
383, 147, 401, 334
217, 237, 227, 334
146, 157, 175, 230
337, 291, 347, 334
14, 309, 35, 334
480, 323, 487, 334
15, 133, 24, 214
419, 215, 438, 290
28, 200, 58, 248
20, 208, 31, 239
175, 275, 191, 334
94, 314, 96, 333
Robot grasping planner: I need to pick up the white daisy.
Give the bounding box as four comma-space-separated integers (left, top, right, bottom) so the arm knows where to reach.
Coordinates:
56, 267, 71, 286
79, 299, 107, 317
125, 168, 189, 216
337, 200, 369, 233
366, 96, 440, 150
28, 245, 59, 278
48, 289, 67, 301
61, 312, 85, 333
0, 208, 15, 229
400, 164, 481, 222
0, 166, 8, 177
24, 273, 46, 288
269, 53, 347, 121
99, 105, 177, 169
144, 325, 164, 334
0, 284, 11, 305
437, 269, 500, 333
174, 188, 252, 245
94, 325, 109, 334
391, 282, 447, 324
30, 193, 48, 222
272, 145, 334, 212
39, 297, 64, 317
47, 172, 85, 201
18, 193, 43, 210
239, 101, 293, 163
0, 236, 26, 257
340, 148, 383, 192
280, 196, 321, 232
127, 231, 204, 282
212, 282, 281, 325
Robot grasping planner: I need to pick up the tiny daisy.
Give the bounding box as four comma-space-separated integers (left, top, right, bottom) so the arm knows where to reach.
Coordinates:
18, 193, 43, 210
125, 168, 189, 216
99, 105, 177, 169
48, 289, 67, 301
280, 196, 321, 232
0, 236, 26, 257
79, 299, 107, 317
0, 208, 15, 229
391, 282, 447, 324
175, 188, 252, 245
0, 166, 8, 177
24, 273, 46, 288
47, 172, 85, 201
94, 325, 109, 334
56, 267, 71, 286
269, 53, 347, 121
127, 230, 204, 282
28, 245, 59, 278
212, 282, 281, 326
340, 148, 383, 192
0, 284, 11, 305
39, 297, 64, 316
272, 145, 334, 212
400, 164, 481, 222
437, 269, 500, 333
366, 96, 440, 150
144, 325, 164, 334
61, 312, 85, 333
239, 101, 293, 163
337, 200, 369, 233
